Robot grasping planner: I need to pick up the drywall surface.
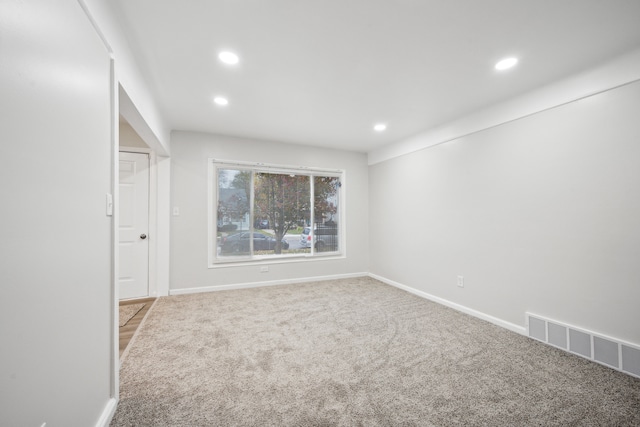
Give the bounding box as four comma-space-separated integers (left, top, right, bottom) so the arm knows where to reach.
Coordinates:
369, 48, 640, 165
120, 120, 149, 149
83, 0, 170, 153
170, 131, 369, 291
0, 0, 114, 425
369, 80, 640, 344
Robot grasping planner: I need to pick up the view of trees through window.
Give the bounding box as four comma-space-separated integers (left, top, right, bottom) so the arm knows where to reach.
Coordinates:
215, 165, 341, 260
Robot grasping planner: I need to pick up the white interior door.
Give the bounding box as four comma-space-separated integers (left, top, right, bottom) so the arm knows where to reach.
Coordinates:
119, 152, 150, 299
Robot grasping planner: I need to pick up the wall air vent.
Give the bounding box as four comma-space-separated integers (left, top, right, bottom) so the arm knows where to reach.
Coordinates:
526, 313, 639, 379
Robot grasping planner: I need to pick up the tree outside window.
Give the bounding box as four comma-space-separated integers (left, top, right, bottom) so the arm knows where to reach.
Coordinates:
254, 173, 310, 254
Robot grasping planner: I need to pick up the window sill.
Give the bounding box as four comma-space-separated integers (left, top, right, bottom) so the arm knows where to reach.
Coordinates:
208, 252, 345, 269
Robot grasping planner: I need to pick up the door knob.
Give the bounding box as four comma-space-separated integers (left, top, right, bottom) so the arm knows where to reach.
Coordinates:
140, 234, 147, 240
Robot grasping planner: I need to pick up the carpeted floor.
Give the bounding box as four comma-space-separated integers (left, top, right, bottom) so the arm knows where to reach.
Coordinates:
111, 277, 640, 426
119, 303, 146, 327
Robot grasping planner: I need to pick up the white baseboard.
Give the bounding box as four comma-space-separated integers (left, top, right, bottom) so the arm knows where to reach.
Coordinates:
95, 397, 117, 427
169, 272, 369, 296
369, 273, 526, 335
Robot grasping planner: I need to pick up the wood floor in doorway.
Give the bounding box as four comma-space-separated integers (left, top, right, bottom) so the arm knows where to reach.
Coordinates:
120, 297, 156, 357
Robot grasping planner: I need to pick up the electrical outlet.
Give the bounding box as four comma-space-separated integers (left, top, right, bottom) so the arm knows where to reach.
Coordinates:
260, 266, 269, 273
457, 275, 464, 288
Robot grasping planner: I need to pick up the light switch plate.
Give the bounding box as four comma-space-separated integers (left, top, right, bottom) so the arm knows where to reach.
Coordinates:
106, 193, 113, 216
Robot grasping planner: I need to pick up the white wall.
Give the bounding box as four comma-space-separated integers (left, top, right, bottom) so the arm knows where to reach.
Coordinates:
369, 79, 640, 344
83, 0, 170, 154
369, 48, 640, 166
0, 0, 114, 425
119, 119, 150, 149
170, 131, 369, 292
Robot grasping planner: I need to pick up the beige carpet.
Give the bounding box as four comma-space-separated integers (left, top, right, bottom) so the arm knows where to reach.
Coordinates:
111, 277, 640, 426
119, 303, 146, 327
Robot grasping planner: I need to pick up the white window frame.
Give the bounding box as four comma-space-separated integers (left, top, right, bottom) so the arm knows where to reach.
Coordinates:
208, 159, 345, 267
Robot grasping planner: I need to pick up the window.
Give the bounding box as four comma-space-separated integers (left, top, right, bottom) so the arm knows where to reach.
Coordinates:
210, 161, 342, 264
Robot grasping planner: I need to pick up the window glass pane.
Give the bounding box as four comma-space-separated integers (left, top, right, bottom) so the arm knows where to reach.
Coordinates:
211, 162, 342, 264
254, 172, 310, 255
314, 176, 340, 252
217, 169, 251, 257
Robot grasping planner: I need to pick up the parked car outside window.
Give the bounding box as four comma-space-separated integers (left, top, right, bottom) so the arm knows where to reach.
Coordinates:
221, 232, 289, 253
300, 224, 338, 252
254, 219, 270, 229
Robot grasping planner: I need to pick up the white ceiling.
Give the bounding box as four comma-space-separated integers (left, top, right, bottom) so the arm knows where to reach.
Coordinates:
113, 0, 640, 153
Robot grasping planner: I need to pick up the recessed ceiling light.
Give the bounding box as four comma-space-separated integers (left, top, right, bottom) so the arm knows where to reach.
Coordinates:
213, 96, 229, 106
374, 123, 387, 132
495, 57, 518, 71
218, 51, 239, 65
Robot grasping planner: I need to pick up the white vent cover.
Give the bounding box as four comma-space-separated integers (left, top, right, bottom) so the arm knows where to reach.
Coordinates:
594, 336, 619, 369
621, 345, 640, 377
528, 316, 546, 342
526, 313, 639, 379
569, 329, 591, 358
548, 322, 568, 350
